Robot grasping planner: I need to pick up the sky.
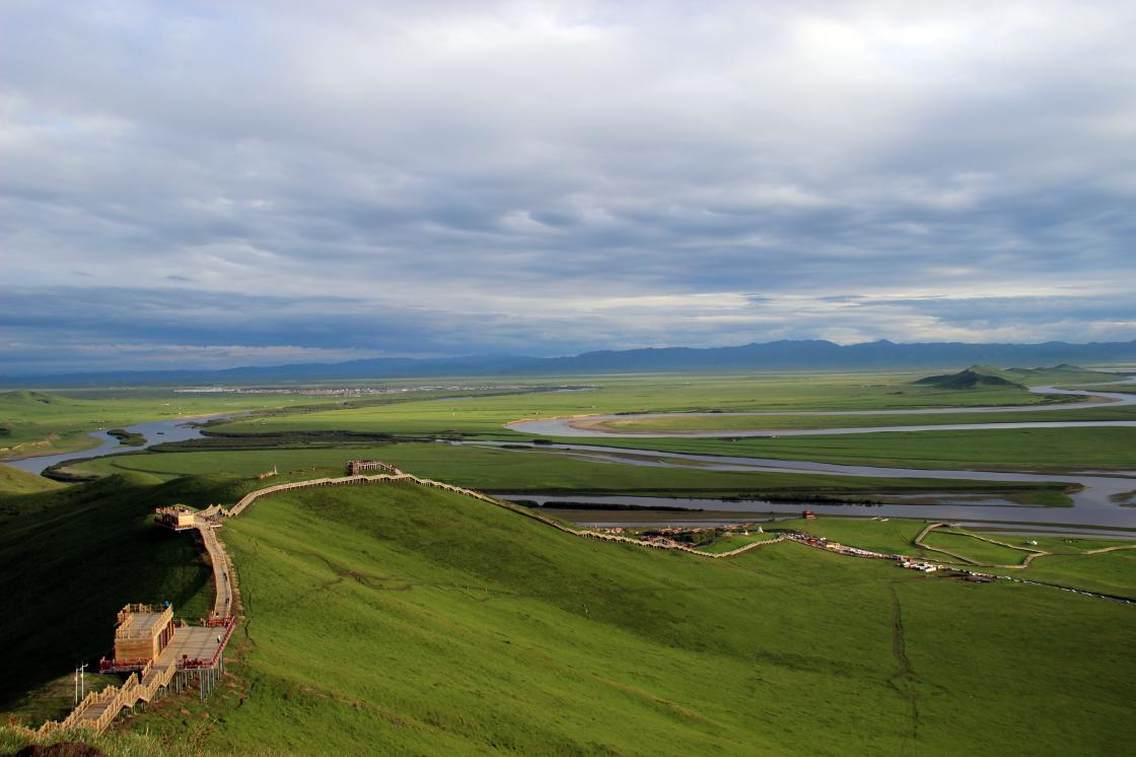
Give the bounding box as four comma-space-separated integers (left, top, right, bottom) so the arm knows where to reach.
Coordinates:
2, 0, 1134, 374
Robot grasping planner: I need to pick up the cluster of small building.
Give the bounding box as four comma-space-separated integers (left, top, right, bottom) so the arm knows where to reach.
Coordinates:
894, 558, 1000, 582
346, 459, 402, 476
892, 553, 998, 581
898, 558, 940, 573
786, 530, 1001, 583
788, 533, 890, 559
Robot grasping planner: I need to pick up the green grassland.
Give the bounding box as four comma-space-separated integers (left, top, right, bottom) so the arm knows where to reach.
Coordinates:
195, 370, 1136, 454
0, 383, 573, 463
780, 517, 1136, 597
2, 477, 1133, 754
778, 516, 934, 556
969, 364, 1122, 386
8, 370, 1132, 479
952, 532, 1136, 597
47, 481, 1136, 754
0, 474, 222, 714
1071, 383, 1136, 394
1017, 549, 1136, 596
63, 442, 1072, 505
3, 369, 1134, 754
919, 529, 1033, 565
206, 371, 1089, 437
677, 529, 781, 553
0, 389, 338, 461
3, 673, 124, 730
583, 404, 1136, 433
0, 462, 64, 495
576, 426, 1136, 472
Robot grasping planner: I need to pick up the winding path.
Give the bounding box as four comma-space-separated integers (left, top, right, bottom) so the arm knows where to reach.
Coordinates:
224, 472, 782, 559
23, 462, 1131, 742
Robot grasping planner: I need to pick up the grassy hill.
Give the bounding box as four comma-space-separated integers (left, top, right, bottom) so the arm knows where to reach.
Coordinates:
0, 474, 234, 714
0, 463, 64, 496
3, 476, 1134, 754
916, 364, 1122, 391
914, 366, 1026, 390
113, 482, 1136, 753
1003, 364, 1124, 385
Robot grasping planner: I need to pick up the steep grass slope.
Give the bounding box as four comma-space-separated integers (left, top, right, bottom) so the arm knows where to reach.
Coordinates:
0, 474, 234, 712
0, 463, 63, 496
123, 481, 1135, 755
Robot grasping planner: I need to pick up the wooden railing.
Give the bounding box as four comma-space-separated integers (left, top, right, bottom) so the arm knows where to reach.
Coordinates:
194, 520, 234, 619
31, 659, 179, 738
115, 604, 172, 640
223, 472, 785, 559
28, 467, 781, 741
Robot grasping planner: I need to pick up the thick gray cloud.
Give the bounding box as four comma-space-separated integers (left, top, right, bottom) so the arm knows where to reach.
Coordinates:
2, 1, 1134, 372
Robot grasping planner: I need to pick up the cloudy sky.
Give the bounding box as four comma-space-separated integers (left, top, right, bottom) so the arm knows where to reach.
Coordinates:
2, 1, 1134, 373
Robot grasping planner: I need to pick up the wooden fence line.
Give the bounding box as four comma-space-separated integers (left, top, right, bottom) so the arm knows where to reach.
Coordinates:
223, 473, 784, 559
24, 469, 783, 741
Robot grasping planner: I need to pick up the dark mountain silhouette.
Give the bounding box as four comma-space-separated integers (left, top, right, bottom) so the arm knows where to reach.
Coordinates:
3, 338, 1134, 386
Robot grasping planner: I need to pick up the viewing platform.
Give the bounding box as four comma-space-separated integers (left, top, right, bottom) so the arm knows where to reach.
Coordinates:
154, 505, 198, 531
100, 604, 234, 675
345, 459, 401, 476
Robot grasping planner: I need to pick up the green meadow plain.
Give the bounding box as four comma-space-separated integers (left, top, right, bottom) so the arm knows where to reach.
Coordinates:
576, 404, 1136, 433
573, 426, 1136, 472
785, 517, 1136, 598
14, 367, 1132, 513
3, 479, 1133, 755
210, 378, 1136, 438
0, 389, 331, 461
2, 368, 1134, 755
64, 443, 1072, 506
919, 528, 1033, 565
0, 383, 578, 462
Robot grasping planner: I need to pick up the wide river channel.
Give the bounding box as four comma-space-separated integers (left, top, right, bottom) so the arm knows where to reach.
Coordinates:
497, 380, 1136, 532
6, 414, 234, 475
8, 381, 1136, 533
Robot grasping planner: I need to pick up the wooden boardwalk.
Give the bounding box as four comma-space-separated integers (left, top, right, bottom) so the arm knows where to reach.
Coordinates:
25, 469, 784, 740
224, 472, 785, 559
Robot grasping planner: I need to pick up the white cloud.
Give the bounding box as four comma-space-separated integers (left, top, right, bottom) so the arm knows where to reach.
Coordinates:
0, 1, 1133, 370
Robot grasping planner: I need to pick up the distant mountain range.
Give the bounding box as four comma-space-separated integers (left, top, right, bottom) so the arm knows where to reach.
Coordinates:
4, 338, 1136, 387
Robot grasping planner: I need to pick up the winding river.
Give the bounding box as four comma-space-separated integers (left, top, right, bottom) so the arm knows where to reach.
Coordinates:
495, 379, 1136, 531
474, 441, 1136, 529
505, 382, 1136, 438
6, 380, 1135, 532
5, 414, 230, 475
